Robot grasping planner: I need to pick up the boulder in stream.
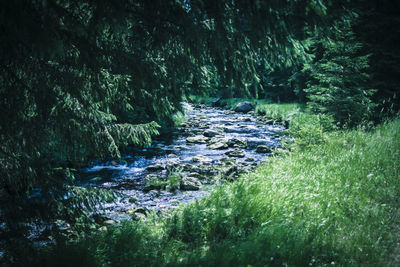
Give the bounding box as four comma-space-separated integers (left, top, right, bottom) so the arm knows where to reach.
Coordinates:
234, 102, 253, 113
146, 164, 164, 172
207, 138, 228, 150
186, 135, 208, 144
180, 177, 201, 190
192, 155, 212, 163
203, 128, 222, 137
227, 138, 247, 148
225, 148, 245, 158
255, 145, 273, 153
238, 116, 252, 122
208, 142, 228, 150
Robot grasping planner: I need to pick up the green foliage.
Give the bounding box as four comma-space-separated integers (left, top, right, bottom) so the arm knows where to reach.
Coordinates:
354, 0, 400, 119
255, 102, 303, 121
288, 113, 336, 150
2, 0, 400, 263
304, 18, 376, 127
34, 118, 400, 266
106, 122, 160, 157
171, 112, 187, 128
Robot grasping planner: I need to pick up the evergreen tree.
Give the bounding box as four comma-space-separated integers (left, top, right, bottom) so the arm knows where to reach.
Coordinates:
0, 0, 336, 260
354, 0, 400, 120
304, 18, 375, 127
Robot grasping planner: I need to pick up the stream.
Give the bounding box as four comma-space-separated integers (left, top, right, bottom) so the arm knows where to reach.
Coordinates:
78, 103, 286, 221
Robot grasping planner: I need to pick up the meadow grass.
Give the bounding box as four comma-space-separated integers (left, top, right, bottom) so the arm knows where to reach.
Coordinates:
35, 115, 400, 267
255, 102, 304, 121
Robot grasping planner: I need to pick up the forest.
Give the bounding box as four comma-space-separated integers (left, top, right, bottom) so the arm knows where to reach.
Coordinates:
1, 0, 400, 266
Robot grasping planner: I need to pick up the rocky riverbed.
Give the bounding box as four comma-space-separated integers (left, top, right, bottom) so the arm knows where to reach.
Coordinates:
78, 103, 287, 222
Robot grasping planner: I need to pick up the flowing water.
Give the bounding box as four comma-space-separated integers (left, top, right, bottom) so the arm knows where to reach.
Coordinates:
78, 103, 286, 220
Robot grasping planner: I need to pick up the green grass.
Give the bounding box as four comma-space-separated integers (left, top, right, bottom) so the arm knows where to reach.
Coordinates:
172, 111, 187, 127
255, 102, 304, 121
34, 116, 400, 267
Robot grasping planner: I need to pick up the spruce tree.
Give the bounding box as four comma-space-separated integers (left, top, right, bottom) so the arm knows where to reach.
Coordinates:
0, 0, 336, 260
304, 18, 375, 127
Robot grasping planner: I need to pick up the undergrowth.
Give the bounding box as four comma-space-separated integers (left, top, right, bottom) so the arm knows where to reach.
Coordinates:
32, 116, 400, 267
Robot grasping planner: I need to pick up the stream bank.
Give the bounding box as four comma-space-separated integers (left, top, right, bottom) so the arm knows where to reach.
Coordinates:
78, 102, 288, 222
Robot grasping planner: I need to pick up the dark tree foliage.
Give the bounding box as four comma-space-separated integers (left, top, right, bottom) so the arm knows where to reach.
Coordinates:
304, 17, 376, 127
353, 0, 400, 119
0, 0, 331, 260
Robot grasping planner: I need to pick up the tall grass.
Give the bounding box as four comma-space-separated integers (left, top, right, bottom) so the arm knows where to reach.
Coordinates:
34, 118, 400, 266
255, 102, 304, 121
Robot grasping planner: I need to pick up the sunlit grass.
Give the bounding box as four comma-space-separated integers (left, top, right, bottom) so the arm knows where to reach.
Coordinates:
36, 116, 400, 267
255, 102, 304, 121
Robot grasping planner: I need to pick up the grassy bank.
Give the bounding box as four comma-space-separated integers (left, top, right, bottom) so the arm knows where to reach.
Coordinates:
34, 110, 400, 266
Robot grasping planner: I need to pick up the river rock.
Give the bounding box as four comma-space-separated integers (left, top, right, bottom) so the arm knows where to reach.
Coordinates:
238, 116, 252, 122
203, 128, 222, 137
165, 160, 180, 171
234, 102, 253, 113
227, 138, 247, 148
103, 219, 116, 225
192, 155, 212, 163
208, 142, 228, 150
207, 138, 228, 150
180, 177, 201, 190
186, 135, 208, 144
225, 149, 245, 158
191, 164, 217, 176
255, 145, 272, 153
146, 164, 164, 172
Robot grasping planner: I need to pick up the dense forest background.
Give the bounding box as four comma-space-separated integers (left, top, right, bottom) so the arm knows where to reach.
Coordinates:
1, 0, 400, 264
